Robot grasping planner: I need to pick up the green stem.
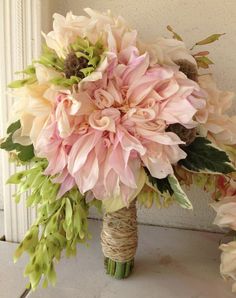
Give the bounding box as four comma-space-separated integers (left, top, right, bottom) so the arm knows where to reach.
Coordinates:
104, 258, 134, 279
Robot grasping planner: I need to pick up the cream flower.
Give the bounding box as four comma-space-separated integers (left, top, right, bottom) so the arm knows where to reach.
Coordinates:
42, 12, 89, 58
138, 37, 197, 66
35, 63, 62, 84
11, 83, 55, 145
10, 63, 66, 145
197, 74, 236, 146
220, 241, 236, 292
212, 196, 236, 230
43, 8, 132, 59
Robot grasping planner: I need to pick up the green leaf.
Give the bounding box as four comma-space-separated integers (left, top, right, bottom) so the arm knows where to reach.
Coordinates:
195, 33, 225, 46
0, 135, 16, 151
145, 168, 191, 209
16, 65, 36, 75
7, 171, 25, 184
7, 120, 21, 134
26, 192, 39, 207
167, 25, 183, 41
50, 76, 80, 87
145, 168, 173, 195
1, 120, 35, 161
190, 33, 225, 50
75, 51, 90, 60
73, 207, 82, 234
89, 56, 100, 67
168, 175, 192, 209
37, 45, 64, 71
10, 158, 90, 290
80, 67, 95, 77
17, 145, 35, 161
70, 37, 90, 51
180, 137, 235, 174
8, 76, 36, 88
14, 226, 39, 262
8, 79, 29, 88
65, 198, 73, 226
195, 56, 214, 69
48, 263, 57, 286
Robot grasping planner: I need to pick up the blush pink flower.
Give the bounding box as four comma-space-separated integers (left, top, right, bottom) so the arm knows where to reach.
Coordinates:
36, 46, 204, 206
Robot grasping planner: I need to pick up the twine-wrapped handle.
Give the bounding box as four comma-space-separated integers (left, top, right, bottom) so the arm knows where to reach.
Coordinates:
101, 200, 138, 279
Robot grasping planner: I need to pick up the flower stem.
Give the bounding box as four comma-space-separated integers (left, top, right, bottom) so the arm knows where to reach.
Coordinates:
104, 257, 134, 279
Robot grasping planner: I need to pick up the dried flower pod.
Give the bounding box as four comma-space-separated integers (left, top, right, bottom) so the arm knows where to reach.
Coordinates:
175, 59, 198, 82
64, 52, 88, 79
167, 123, 197, 146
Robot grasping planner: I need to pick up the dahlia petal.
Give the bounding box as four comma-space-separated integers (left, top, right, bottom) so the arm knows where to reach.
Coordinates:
121, 30, 137, 50
44, 146, 67, 176
159, 96, 197, 126
117, 127, 146, 155
136, 128, 183, 145
127, 66, 174, 106
142, 153, 173, 179
109, 143, 137, 188
75, 150, 99, 193
68, 131, 102, 175
57, 174, 76, 198
122, 52, 149, 85
89, 110, 116, 132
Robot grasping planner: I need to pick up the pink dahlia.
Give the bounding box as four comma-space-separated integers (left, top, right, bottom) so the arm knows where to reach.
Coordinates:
36, 46, 205, 206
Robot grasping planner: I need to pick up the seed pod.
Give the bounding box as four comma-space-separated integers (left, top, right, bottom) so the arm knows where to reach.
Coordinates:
64, 52, 88, 79
175, 59, 198, 82
167, 123, 197, 146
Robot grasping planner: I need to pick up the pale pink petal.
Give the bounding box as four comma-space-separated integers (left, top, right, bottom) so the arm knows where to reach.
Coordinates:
109, 143, 137, 188
75, 150, 99, 193
122, 52, 149, 85
57, 174, 76, 198
68, 131, 102, 175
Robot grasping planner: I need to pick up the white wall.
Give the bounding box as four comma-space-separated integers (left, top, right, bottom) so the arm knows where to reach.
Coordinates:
42, 0, 236, 231
0, 0, 41, 241
0, 172, 3, 210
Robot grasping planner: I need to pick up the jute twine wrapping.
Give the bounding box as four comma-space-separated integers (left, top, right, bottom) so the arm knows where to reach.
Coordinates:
101, 200, 138, 263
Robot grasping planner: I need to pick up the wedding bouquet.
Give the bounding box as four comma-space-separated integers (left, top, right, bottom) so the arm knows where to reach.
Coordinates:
1, 8, 236, 292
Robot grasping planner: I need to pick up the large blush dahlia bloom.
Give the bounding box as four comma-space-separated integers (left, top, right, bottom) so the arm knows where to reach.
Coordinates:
36, 41, 205, 206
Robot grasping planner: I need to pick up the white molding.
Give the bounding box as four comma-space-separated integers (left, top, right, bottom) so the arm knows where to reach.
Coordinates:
0, 0, 42, 242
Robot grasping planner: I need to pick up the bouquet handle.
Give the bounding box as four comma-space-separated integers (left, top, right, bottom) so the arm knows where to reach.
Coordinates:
101, 200, 138, 279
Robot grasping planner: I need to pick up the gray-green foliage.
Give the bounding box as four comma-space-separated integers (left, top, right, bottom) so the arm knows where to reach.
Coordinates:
144, 168, 192, 209
8, 159, 90, 290
180, 137, 235, 174
167, 175, 193, 209
0, 121, 35, 162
